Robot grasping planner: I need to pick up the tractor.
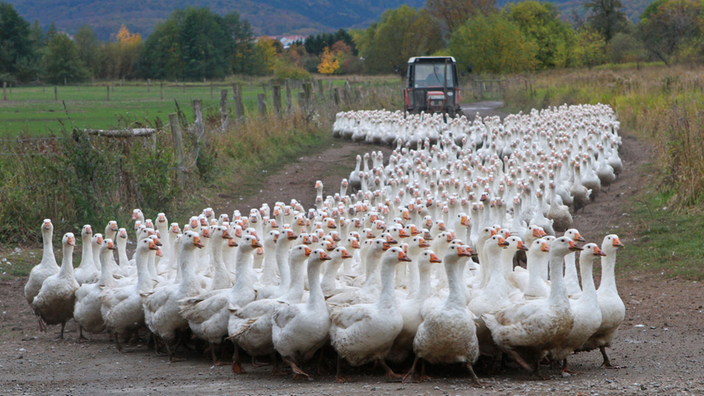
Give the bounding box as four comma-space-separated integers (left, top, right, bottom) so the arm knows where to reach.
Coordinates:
403, 56, 462, 117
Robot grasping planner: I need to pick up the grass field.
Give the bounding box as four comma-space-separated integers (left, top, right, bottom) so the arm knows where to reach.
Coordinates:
0, 78, 399, 136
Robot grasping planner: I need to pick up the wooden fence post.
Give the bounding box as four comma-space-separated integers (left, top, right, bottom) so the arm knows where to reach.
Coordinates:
193, 99, 205, 142
169, 113, 185, 187
210, 83, 213, 99
2, 82, 6, 100
220, 90, 228, 131
285, 79, 292, 113
303, 83, 312, 111
160, 81, 164, 100
272, 85, 282, 117
54, 86, 58, 101
297, 92, 305, 111
262, 83, 267, 97
317, 80, 324, 97
107, 85, 110, 101
147, 78, 150, 92
232, 83, 245, 120
257, 94, 267, 117
333, 88, 340, 106
111, 81, 114, 93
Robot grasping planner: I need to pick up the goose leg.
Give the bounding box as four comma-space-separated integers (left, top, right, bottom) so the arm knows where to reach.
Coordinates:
402, 356, 419, 383
316, 348, 328, 375
231, 345, 245, 374
419, 359, 431, 382
271, 353, 289, 376
57, 322, 65, 339
378, 359, 403, 382
528, 360, 545, 380
600, 346, 625, 369
114, 332, 124, 352
78, 326, 89, 342
210, 342, 230, 366
37, 315, 47, 332
166, 343, 186, 362
335, 354, 349, 383
466, 362, 482, 386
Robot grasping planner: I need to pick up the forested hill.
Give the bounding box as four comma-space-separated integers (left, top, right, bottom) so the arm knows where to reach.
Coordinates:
6, 0, 425, 40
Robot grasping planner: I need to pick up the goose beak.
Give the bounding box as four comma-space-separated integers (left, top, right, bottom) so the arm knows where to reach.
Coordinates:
319, 251, 332, 261
288, 231, 298, 240
96, 235, 104, 245
304, 247, 312, 257
382, 242, 391, 251
148, 240, 158, 250
222, 230, 233, 239
235, 228, 243, 238
498, 237, 509, 247
410, 226, 420, 236
517, 241, 529, 251
438, 223, 447, 231
43, 220, 52, 230
228, 239, 239, 247
326, 242, 336, 251
341, 249, 353, 259
419, 238, 430, 248
541, 242, 550, 253
568, 240, 583, 251
67, 236, 76, 246
612, 237, 624, 248
156, 248, 164, 257
85, 225, 92, 234
461, 216, 470, 227
386, 236, 398, 245
594, 246, 606, 256
332, 233, 341, 242
257, 247, 264, 255
490, 229, 497, 236
193, 236, 204, 248
350, 239, 360, 249
111, 223, 118, 231
107, 241, 115, 250
574, 232, 586, 242
457, 246, 471, 257
398, 228, 409, 238
132, 212, 139, 220
429, 253, 442, 263
251, 239, 262, 248
398, 252, 412, 262
538, 228, 547, 237
273, 233, 279, 243
446, 232, 456, 242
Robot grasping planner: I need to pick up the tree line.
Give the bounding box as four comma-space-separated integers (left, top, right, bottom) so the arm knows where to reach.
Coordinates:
1, 0, 702, 85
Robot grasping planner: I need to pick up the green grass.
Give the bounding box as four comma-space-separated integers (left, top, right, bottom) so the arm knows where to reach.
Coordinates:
0, 78, 398, 137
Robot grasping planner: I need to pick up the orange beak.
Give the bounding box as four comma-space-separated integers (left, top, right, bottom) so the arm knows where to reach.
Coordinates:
228, 239, 239, 247
419, 238, 430, 248
498, 237, 509, 247
594, 246, 606, 256
351, 239, 360, 249
568, 240, 583, 251
541, 242, 550, 253
409, 226, 420, 236
288, 231, 298, 240
304, 247, 312, 257
574, 232, 586, 242
319, 251, 332, 261
612, 237, 624, 248
251, 239, 263, 248
517, 241, 528, 251
398, 251, 412, 262
438, 223, 447, 231
446, 232, 456, 242
386, 235, 398, 244
382, 242, 391, 251
538, 228, 547, 237
119, 229, 128, 238
67, 236, 76, 246
429, 253, 442, 263
148, 240, 158, 250
490, 229, 497, 236
460, 216, 470, 227
107, 241, 115, 250
332, 233, 341, 242
341, 249, 353, 259
193, 236, 204, 248
457, 246, 471, 257
398, 228, 409, 238
96, 235, 104, 245
222, 230, 233, 239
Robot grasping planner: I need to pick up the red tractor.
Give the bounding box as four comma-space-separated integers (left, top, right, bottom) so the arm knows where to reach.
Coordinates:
403, 56, 462, 117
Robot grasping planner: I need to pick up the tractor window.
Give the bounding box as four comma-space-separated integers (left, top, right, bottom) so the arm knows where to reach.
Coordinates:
413, 63, 454, 88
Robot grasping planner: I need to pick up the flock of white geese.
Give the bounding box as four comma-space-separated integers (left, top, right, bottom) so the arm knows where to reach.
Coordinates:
25, 103, 626, 383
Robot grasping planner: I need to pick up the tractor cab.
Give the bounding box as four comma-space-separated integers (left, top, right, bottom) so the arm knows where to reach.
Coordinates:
404, 56, 461, 117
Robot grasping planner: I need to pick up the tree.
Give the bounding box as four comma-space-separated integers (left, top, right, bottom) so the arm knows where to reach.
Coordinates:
573, 28, 607, 68
304, 29, 357, 56
42, 33, 89, 84
636, 0, 703, 64
449, 13, 539, 74
0, 2, 34, 81
74, 25, 100, 77
504, 1, 577, 68
426, 0, 496, 34
357, 5, 443, 75
607, 32, 647, 63
317, 46, 340, 74
584, 0, 628, 42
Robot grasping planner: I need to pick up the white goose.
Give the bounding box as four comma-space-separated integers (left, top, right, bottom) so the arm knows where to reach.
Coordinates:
578, 234, 625, 368
271, 249, 332, 379
74, 238, 116, 338
407, 244, 480, 384
483, 236, 581, 377
142, 231, 204, 361
31, 233, 79, 339
25, 219, 60, 307
74, 225, 99, 285
329, 247, 410, 382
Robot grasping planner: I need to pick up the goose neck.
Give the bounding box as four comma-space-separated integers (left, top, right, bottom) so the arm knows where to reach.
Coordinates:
275, 241, 292, 287
135, 249, 153, 291
579, 254, 597, 296
376, 259, 398, 309
99, 251, 116, 287
59, 244, 75, 278
548, 251, 568, 304
443, 258, 464, 308
307, 261, 325, 309
599, 252, 618, 291
179, 246, 201, 292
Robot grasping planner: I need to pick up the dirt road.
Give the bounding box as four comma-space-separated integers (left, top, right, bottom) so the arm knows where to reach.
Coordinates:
2, 113, 703, 395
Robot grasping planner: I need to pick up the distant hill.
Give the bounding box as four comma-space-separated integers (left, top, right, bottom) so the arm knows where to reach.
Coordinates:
6, 0, 425, 40
7, 0, 651, 41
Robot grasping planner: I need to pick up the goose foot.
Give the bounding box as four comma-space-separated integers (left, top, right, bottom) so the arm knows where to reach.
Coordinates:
252, 356, 271, 367
231, 347, 246, 374
78, 327, 89, 343
378, 359, 403, 382
528, 361, 545, 381
56, 323, 66, 340
506, 349, 531, 371
335, 375, 351, 383
209, 342, 231, 366
271, 353, 290, 376
284, 358, 312, 381
561, 359, 583, 376
600, 346, 625, 369
37, 316, 47, 332
335, 354, 350, 383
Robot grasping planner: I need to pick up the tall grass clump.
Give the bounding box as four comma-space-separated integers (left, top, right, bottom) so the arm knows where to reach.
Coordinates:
503, 64, 704, 210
